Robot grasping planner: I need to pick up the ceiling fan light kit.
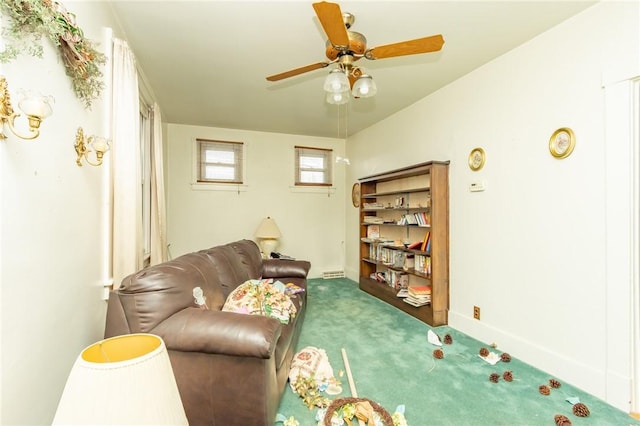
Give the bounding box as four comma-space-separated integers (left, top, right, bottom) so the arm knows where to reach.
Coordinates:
266, 1, 444, 105
326, 91, 349, 105
324, 69, 350, 93
351, 74, 377, 98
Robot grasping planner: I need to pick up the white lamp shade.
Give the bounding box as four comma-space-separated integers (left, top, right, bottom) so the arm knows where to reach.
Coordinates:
352, 74, 377, 98
53, 334, 187, 425
255, 217, 281, 239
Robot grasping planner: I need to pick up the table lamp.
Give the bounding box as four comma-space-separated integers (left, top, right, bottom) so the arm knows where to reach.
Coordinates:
52, 333, 187, 425
255, 216, 282, 258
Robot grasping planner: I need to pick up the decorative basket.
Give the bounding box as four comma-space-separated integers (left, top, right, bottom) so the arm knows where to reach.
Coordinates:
323, 397, 394, 426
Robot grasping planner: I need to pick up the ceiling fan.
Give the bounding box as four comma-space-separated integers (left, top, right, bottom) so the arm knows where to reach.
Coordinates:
266, 1, 445, 104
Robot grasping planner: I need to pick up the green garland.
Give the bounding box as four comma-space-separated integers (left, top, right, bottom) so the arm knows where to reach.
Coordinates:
0, 0, 107, 109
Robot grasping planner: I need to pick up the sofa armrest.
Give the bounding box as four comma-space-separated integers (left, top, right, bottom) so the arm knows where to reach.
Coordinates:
262, 259, 311, 279
152, 308, 282, 359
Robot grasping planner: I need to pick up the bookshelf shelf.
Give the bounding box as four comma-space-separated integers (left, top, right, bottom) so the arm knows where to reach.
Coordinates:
358, 161, 449, 327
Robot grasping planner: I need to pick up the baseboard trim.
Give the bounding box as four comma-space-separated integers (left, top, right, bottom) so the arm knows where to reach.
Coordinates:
448, 310, 631, 412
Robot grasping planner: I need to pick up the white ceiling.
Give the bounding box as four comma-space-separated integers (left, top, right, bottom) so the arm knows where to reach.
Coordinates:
106, 1, 596, 138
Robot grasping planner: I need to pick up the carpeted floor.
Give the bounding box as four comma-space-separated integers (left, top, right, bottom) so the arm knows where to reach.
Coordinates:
276, 278, 639, 425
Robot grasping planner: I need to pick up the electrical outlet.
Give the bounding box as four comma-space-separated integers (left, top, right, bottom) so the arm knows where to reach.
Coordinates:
473, 306, 481, 320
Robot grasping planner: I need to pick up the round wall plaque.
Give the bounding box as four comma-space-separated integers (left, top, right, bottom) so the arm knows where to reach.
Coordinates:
468, 147, 486, 171
351, 183, 360, 208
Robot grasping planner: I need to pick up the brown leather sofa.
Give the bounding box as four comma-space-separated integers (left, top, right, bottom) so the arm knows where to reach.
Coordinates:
104, 239, 310, 425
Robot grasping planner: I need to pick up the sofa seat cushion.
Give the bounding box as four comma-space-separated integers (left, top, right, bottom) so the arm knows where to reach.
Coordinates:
273, 277, 306, 371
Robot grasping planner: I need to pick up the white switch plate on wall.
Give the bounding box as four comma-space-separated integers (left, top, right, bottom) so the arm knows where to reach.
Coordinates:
469, 181, 486, 192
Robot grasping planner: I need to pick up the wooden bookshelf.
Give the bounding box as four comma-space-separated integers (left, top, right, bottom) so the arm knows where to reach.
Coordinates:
358, 161, 449, 326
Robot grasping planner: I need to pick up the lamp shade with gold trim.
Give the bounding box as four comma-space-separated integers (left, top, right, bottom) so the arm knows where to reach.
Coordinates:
52, 333, 187, 425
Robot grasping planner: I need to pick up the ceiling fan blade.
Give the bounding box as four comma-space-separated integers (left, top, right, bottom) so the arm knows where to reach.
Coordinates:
266, 62, 330, 82
365, 34, 445, 60
312, 1, 349, 50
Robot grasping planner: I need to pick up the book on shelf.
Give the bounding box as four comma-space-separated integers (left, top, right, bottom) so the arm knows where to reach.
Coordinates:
367, 225, 380, 238
403, 294, 431, 307
408, 285, 432, 296
406, 240, 422, 250
370, 271, 387, 282
414, 255, 432, 277
402, 254, 415, 271
414, 211, 431, 226
364, 216, 385, 224
363, 202, 384, 209
398, 213, 418, 225
392, 251, 406, 269
396, 288, 409, 298
420, 231, 431, 251
386, 269, 408, 289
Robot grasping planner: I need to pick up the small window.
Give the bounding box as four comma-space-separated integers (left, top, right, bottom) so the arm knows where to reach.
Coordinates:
197, 139, 243, 184
295, 146, 332, 186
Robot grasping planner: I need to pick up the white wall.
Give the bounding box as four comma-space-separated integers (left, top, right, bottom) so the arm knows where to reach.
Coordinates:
166, 124, 346, 278
345, 1, 639, 412
0, 3, 124, 424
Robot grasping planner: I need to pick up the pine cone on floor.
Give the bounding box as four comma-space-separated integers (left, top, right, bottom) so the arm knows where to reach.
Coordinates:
554, 414, 572, 426
433, 349, 444, 359
572, 402, 590, 417
443, 334, 453, 344
489, 373, 500, 383
500, 352, 511, 362
539, 384, 551, 395
503, 371, 513, 382
549, 378, 561, 388
479, 347, 489, 357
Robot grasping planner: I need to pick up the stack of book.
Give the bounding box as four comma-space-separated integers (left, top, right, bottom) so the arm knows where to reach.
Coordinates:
364, 216, 384, 224
403, 285, 431, 307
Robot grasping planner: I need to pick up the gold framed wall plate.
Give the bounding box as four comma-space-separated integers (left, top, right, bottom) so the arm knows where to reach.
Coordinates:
468, 147, 486, 171
549, 127, 575, 159
351, 183, 360, 207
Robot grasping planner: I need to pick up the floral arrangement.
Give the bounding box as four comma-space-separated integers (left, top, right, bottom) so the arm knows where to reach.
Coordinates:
321, 397, 398, 426
0, 0, 106, 108
292, 373, 331, 409
222, 279, 297, 324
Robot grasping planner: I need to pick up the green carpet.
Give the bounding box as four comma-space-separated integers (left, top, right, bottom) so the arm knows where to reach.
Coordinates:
276, 278, 638, 425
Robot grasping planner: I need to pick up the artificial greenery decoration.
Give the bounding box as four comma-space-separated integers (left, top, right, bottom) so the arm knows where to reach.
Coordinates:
0, 0, 106, 108
292, 374, 331, 410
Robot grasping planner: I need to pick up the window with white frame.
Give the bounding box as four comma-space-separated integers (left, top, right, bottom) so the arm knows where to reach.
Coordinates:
295, 146, 333, 186
197, 139, 244, 184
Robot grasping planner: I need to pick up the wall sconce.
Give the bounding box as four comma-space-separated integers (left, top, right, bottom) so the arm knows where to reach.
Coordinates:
0, 76, 54, 140
75, 127, 110, 166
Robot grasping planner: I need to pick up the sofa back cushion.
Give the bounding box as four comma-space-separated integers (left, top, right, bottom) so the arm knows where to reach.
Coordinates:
114, 240, 263, 333
199, 240, 263, 298
226, 239, 264, 280
117, 252, 226, 333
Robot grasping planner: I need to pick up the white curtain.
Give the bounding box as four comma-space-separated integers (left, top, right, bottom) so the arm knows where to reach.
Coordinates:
111, 39, 142, 288
150, 103, 168, 264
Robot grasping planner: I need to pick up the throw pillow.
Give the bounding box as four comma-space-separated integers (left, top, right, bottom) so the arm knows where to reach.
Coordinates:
222, 279, 297, 324
288, 346, 338, 393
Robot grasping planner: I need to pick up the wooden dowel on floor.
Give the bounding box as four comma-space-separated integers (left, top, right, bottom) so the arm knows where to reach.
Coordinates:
341, 348, 358, 397
341, 348, 366, 426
